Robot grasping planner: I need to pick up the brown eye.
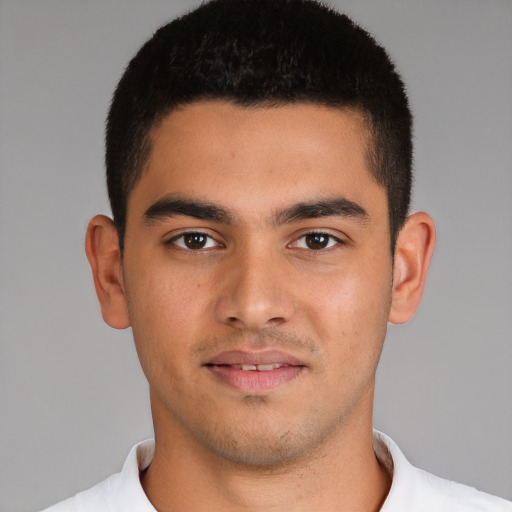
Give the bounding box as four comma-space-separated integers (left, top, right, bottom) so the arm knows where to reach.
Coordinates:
184, 233, 208, 249
289, 232, 342, 251
170, 232, 219, 250
305, 233, 330, 250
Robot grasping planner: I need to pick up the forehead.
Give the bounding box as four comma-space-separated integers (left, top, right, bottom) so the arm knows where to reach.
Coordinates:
129, 101, 385, 220
149, 101, 371, 164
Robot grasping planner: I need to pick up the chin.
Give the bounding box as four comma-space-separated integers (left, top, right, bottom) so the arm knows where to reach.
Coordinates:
192, 413, 336, 468
201, 433, 308, 467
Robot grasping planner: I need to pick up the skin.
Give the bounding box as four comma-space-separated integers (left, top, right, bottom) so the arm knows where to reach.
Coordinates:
86, 101, 435, 511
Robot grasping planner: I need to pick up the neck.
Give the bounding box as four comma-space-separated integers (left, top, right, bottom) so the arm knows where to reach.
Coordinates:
141, 390, 391, 512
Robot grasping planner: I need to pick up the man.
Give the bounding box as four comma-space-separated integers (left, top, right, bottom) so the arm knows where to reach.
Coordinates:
42, 0, 511, 510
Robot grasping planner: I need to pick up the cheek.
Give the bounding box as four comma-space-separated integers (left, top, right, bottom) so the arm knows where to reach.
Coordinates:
126, 255, 209, 326
301, 253, 393, 350
123, 259, 211, 378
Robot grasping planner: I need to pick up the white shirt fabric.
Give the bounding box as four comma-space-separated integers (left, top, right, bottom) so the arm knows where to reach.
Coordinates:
41, 431, 512, 511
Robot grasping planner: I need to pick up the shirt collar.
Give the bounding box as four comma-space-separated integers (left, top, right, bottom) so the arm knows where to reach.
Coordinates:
121, 432, 416, 511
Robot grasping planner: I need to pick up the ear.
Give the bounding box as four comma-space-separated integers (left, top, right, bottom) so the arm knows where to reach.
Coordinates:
85, 215, 131, 329
388, 212, 436, 324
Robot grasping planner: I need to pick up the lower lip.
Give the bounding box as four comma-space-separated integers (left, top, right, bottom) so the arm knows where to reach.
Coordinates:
206, 365, 304, 393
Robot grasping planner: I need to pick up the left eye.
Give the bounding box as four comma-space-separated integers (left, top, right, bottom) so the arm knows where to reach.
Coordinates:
293, 232, 341, 250
170, 232, 219, 250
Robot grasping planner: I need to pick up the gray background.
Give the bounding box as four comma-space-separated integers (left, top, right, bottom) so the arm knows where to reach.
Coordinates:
1, 1, 511, 510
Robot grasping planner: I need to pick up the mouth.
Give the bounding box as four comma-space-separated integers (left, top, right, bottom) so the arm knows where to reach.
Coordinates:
227, 363, 288, 371
204, 350, 306, 393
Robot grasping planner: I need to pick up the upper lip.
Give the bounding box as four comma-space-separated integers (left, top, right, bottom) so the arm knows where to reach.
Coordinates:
206, 350, 306, 367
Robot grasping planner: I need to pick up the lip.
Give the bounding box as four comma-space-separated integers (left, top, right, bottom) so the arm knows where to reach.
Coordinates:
207, 349, 305, 366
204, 350, 306, 393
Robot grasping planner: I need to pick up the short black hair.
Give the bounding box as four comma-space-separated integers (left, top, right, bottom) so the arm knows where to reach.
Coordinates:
106, 0, 412, 252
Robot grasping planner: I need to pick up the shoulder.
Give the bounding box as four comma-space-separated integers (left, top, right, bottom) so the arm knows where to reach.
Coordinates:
410, 467, 512, 511
375, 431, 512, 512
39, 439, 156, 512
40, 473, 121, 512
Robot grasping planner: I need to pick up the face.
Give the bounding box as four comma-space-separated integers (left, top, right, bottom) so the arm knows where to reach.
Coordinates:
121, 101, 393, 465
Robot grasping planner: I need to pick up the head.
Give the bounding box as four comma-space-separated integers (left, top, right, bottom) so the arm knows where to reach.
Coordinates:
106, 0, 412, 253
87, 0, 435, 469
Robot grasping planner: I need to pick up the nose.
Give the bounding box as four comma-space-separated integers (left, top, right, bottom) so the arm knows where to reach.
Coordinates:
213, 245, 295, 331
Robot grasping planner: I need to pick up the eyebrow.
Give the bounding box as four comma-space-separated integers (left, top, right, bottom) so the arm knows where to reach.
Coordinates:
144, 197, 234, 224
273, 197, 369, 226
143, 195, 368, 226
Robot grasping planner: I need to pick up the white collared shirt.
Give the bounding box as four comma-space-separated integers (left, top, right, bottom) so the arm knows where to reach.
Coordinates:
41, 431, 512, 511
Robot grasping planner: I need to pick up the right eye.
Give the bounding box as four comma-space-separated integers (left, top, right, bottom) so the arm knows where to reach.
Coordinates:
168, 232, 220, 251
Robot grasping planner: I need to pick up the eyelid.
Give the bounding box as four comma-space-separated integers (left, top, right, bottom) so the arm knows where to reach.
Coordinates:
165, 229, 224, 250
288, 230, 347, 250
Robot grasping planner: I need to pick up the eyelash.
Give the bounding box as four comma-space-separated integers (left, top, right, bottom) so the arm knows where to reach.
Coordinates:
165, 230, 345, 253
166, 231, 222, 251
289, 231, 345, 251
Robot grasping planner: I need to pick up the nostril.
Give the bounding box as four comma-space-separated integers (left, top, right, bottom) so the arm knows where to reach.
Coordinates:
224, 314, 287, 329
227, 317, 243, 326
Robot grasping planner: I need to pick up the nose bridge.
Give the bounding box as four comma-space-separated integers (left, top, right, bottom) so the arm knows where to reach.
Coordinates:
214, 238, 293, 330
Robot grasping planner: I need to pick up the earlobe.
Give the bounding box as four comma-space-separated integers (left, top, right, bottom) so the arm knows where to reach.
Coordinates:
85, 215, 131, 329
388, 212, 436, 325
